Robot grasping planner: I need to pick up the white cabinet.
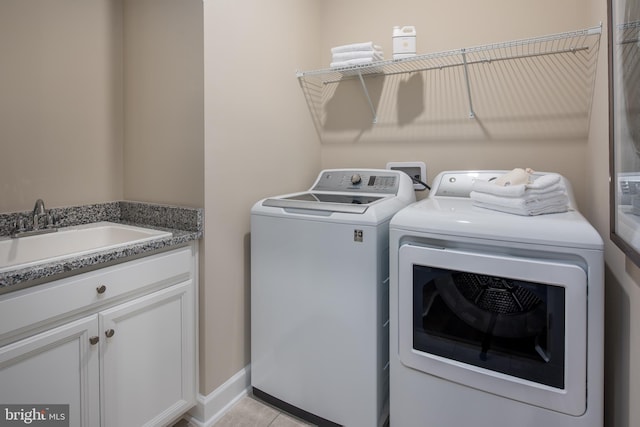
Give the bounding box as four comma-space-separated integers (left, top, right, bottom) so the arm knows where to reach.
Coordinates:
100, 281, 195, 427
0, 244, 198, 427
0, 315, 100, 426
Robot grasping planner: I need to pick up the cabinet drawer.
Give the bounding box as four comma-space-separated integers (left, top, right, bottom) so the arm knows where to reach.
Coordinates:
0, 246, 193, 342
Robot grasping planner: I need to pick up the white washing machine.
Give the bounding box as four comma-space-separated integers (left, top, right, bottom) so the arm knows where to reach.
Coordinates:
251, 169, 415, 427
389, 171, 604, 427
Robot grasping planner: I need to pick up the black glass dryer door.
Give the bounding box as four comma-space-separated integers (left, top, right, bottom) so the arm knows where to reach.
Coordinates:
412, 265, 564, 388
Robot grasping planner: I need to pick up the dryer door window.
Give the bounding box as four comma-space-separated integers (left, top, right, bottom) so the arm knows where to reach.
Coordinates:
397, 244, 588, 416
412, 265, 565, 388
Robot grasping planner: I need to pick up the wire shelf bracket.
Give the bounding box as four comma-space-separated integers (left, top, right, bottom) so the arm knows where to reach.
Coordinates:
357, 71, 378, 124
461, 49, 476, 119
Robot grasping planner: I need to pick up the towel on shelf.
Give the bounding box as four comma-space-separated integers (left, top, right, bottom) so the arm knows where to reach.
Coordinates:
470, 170, 570, 216
331, 42, 382, 54
330, 42, 384, 68
330, 57, 383, 68
332, 50, 384, 62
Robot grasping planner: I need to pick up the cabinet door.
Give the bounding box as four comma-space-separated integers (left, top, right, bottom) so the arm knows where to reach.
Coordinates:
0, 315, 100, 427
100, 281, 196, 427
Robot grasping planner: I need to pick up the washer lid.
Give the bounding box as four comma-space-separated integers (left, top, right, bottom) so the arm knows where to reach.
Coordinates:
262, 192, 385, 214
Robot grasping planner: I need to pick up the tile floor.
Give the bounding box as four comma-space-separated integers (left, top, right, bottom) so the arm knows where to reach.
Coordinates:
212, 396, 313, 427
173, 394, 314, 427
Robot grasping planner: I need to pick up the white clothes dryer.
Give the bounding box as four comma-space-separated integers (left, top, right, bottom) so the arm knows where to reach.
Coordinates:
251, 169, 415, 427
389, 171, 604, 427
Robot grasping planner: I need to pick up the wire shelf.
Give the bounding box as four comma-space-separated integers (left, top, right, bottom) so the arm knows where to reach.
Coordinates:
297, 25, 602, 139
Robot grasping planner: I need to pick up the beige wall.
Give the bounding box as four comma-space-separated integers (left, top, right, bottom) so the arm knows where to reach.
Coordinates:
317, 0, 595, 207
123, 0, 204, 207
0, 0, 203, 212
202, 0, 321, 392
0, 0, 124, 212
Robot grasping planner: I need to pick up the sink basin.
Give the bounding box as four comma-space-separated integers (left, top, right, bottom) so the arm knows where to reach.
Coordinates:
0, 221, 172, 273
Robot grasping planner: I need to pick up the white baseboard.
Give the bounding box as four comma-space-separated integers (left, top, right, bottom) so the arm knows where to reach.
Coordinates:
185, 365, 251, 427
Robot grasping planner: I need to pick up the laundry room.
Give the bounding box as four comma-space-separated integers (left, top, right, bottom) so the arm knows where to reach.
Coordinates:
0, 0, 637, 426
206, 0, 621, 424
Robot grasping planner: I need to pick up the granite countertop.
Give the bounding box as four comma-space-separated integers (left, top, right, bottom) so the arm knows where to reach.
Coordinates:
0, 201, 203, 294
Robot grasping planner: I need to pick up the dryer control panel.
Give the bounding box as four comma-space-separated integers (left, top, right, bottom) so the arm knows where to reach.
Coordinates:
433, 170, 554, 198
312, 169, 400, 194
434, 171, 503, 198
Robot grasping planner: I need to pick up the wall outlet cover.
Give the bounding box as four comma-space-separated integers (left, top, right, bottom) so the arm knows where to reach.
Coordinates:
386, 161, 427, 190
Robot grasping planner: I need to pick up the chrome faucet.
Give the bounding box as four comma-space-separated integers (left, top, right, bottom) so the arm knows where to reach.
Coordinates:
10, 199, 58, 238
32, 199, 46, 230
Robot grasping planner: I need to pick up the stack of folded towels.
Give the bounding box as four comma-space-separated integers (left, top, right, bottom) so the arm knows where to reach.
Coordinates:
470, 168, 570, 216
330, 42, 384, 68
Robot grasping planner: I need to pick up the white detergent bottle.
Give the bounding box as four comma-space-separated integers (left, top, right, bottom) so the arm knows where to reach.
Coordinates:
393, 25, 417, 59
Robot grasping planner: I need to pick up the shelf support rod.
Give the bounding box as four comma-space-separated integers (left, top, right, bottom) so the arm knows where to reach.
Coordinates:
357, 71, 378, 124
461, 49, 476, 119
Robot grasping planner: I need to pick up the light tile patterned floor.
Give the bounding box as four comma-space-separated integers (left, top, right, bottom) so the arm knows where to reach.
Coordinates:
212, 396, 314, 427
172, 395, 314, 427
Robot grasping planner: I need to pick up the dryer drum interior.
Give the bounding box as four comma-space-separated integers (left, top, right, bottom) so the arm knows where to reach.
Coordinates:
434, 273, 546, 338
413, 265, 566, 389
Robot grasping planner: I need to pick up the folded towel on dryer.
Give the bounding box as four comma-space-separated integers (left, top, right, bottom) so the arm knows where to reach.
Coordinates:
471, 173, 563, 198
470, 190, 570, 216
470, 171, 569, 216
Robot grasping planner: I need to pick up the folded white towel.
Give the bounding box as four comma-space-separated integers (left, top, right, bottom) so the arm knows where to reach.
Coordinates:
331, 42, 382, 54
471, 173, 562, 198
526, 173, 562, 190
470, 190, 570, 216
472, 200, 570, 216
472, 199, 570, 216
330, 57, 381, 68
332, 50, 384, 61
471, 189, 567, 205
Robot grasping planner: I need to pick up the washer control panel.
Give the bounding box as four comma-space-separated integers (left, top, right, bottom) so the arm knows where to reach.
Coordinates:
312, 170, 399, 194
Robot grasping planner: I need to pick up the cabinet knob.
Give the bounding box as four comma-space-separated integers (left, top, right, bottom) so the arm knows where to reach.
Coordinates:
105, 329, 115, 338
96, 285, 107, 294
89, 336, 100, 345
